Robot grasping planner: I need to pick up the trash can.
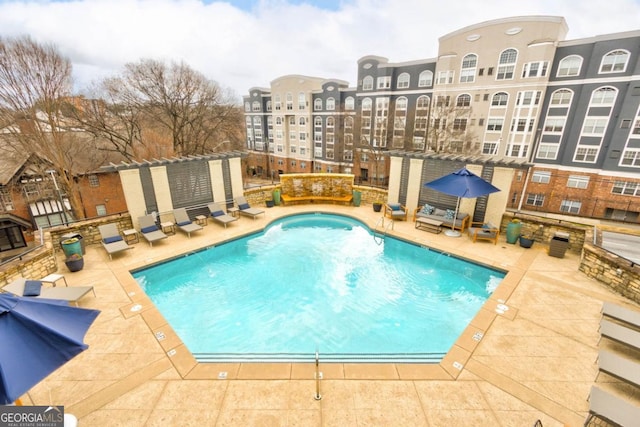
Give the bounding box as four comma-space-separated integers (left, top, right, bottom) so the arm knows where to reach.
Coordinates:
60, 232, 85, 256
352, 190, 362, 207
548, 232, 569, 258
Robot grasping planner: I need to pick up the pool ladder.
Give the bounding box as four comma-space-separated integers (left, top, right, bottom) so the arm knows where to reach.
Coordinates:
373, 217, 394, 245
314, 350, 322, 400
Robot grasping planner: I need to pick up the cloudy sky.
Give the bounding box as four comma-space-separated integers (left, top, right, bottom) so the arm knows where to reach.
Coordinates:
1, 0, 639, 102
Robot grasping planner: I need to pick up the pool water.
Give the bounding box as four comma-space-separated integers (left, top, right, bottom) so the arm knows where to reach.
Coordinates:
133, 213, 504, 362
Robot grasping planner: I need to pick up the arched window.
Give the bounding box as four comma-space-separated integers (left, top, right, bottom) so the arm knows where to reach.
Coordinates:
253, 117, 261, 125
344, 116, 354, 130
314, 98, 322, 111
299, 117, 306, 125
361, 97, 372, 111
362, 75, 374, 90
266, 100, 272, 111
397, 73, 410, 89
497, 48, 517, 80
345, 96, 355, 110
491, 92, 509, 107
326, 97, 335, 111
418, 70, 433, 87
298, 92, 306, 109
456, 94, 471, 107
326, 117, 335, 130
590, 87, 617, 106
600, 50, 630, 73
550, 89, 573, 106
417, 95, 430, 109
460, 54, 477, 83
275, 116, 283, 125
252, 101, 261, 111
557, 55, 582, 77
314, 117, 322, 127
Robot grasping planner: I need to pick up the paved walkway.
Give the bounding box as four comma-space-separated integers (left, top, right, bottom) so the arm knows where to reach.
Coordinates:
19, 204, 638, 426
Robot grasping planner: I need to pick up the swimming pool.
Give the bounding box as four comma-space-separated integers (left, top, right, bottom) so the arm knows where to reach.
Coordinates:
133, 213, 504, 363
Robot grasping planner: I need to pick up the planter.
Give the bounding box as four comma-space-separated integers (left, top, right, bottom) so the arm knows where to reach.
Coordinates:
61, 237, 82, 257
519, 236, 534, 248
272, 189, 281, 206
265, 200, 275, 208
65, 255, 84, 272
506, 221, 522, 244
372, 203, 382, 212
352, 190, 362, 207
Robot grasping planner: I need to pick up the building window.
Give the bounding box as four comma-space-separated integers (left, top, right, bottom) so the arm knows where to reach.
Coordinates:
621, 149, 640, 166
326, 97, 335, 111
522, 61, 548, 78
543, 117, 565, 133
537, 144, 559, 160
526, 193, 545, 207
456, 94, 471, 108
397, 73, 410, 88
516, 91, 541, 106
486, 118, 503, 131
491, 92, 508, 107
418, 70, 433, 87
459, 54, 477, 83
345, 97, 355, 110
496, 48, 517, 80
299, 117, 306, 126
482, 141, 498, 155
531, 171, 551, 184
417, 95, 430, 109
362, 75, 373, 90
557, 55, 582, 77
274, 94, 281, 111
288, 116, 295, 126
550, 89, 573, 105
581, 118, 607, 135
436, 70, 454, 84
452, 119, 467, 131
314, 98, 322, 111
377, 76, 391, 89
252, 101, 261, 111
560, 200, 582, 214
361, 97, 372, 111
286, 92, 293, 110
599, 50, 630, 73
244, 102, 250, 112
266, 101, 271, 111
591, 87, 617, 106
567, 175, 589, 189
612, 181, 640, 196
0, 188, 14, 211
88, 174, 99, 187
298, 92, 306, 110
574, 146, 599, 163
96, 204, 107, 216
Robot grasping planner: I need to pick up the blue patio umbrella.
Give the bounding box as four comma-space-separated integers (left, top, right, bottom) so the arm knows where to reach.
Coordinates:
424, 167, 500, 237
0, 292, 100, 404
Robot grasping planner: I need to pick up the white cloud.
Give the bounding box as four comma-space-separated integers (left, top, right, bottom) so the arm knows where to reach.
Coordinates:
1, 0, 639, 101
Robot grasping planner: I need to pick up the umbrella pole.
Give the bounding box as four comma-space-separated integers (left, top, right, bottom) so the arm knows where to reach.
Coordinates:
445, 197, 462, 237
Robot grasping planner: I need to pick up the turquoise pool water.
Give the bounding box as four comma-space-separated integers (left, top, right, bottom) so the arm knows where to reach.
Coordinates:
133, 213, 504, 362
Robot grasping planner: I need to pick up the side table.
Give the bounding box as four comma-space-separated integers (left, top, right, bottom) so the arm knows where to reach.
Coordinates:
123, 228, 139, 244
41, 273, 68, 287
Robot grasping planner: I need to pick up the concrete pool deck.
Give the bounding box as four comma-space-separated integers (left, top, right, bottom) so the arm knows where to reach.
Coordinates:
17, 204, 639, 426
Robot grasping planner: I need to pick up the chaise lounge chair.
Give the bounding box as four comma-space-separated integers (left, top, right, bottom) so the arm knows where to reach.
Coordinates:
173, 207, 203, 238
599, 318, 640, 350
468, 221, 500, 244
208, 202, 238, 228
235, 196, 265, 220
602, 301, 640, 328
2, 278, 95, 307
585, 385, 640, 427
138, 214, 168, 246
597, 349, 640, 388
98, 223, 133, 260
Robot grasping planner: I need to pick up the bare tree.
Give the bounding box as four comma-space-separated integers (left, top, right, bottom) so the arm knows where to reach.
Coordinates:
0, 36, 88, 219
81, 59, 243, 159
427, 95, 478, 154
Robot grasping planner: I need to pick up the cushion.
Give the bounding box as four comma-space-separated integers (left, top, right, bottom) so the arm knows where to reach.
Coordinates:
421, 204, 435, 215
444, 209, 456, 220
238, 203, 250, 210
211, 210, 224, 217
388, 203, 401, 211
141, 225, 158, 234
23, 280, 42, 297
103, 235, 123, 244
177, 220, 191, 227
482, 222, 496, 230
434, 208, 446, 217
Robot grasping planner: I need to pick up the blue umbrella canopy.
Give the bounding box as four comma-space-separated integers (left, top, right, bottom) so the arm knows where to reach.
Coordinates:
424, 167, 500, 236
424, 167, 500, 198
0, 293, 100, 404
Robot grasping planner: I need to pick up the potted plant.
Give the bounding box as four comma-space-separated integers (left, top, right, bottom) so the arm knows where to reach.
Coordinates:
64, 253, 84, 272
519, 234, 534, 248
372, 201, 383, 212
506, 218, 522, 244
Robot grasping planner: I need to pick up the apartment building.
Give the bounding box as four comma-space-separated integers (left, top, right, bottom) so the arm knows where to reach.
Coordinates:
244, 16, 640, 223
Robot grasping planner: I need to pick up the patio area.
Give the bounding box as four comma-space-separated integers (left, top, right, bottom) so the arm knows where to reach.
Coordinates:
16, 203, 637, 426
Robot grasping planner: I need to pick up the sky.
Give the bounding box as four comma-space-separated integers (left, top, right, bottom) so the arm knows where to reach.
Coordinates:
1, 0, 640, 102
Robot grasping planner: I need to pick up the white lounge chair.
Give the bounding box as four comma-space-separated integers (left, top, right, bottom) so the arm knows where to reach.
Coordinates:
208, 202, 238, 228
585, 385, 640, 427
2, 278, 95, 307
173, 207, 203, 238
599, 318, 640, 351
138, 214, 168, 246
235, 196, 265, 220
98, 223, 133, 260
598, 349, 640, 387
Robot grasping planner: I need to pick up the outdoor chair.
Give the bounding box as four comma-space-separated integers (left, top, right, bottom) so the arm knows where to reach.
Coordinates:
2, 278, 95, 307
235, 196, 265, 220
599, 318, 640, 350
585, 385, 640, 427
207, 202, 238, 228
468, 221, 500, 244
172, 207, 203, 238
602, 301, 640, 328
138, 214, 168, 246
384, 203, 408, 221
98, 223, 133, 260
